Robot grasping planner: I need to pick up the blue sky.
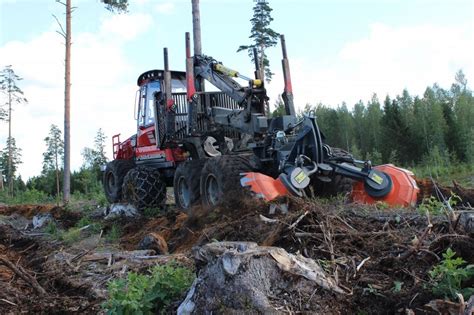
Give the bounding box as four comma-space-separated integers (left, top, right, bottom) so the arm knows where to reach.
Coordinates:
0, 0, 473, 179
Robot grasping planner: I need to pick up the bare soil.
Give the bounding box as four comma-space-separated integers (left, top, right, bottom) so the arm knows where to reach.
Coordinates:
0, 180, 473, 314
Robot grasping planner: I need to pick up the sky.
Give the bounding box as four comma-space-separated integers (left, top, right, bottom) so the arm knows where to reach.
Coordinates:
0, 0, 473, 180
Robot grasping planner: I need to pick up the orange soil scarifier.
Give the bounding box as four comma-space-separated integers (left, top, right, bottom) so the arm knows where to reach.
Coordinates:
240, 172, 289, 201
352, 164, 419, 207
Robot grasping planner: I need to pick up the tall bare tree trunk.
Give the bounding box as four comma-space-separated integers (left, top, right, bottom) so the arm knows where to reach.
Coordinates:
63, 0, 72, 204
55, 153, 60, 206
7, 91, 12, 196
191, 0, 204, 92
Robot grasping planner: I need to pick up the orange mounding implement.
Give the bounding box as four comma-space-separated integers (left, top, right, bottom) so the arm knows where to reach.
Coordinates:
351, 164, 419, 207
240, 172, 289, 201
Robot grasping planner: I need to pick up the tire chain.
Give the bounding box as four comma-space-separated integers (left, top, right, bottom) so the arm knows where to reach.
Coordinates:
122, 166, 166, 211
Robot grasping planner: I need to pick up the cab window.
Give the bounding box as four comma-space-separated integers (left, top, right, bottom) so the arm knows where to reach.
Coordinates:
138, 81, 161, 127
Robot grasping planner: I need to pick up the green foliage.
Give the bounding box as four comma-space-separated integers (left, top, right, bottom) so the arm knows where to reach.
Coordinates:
418, 196, 444, 215
107, 224, 122, 242
102, 262, 195, 314
0, 137, 23, 194
82, 128, 108, 171
362, 284, 385, 298
272, 95, 286, 117
62, 227, 81, 245
421, 145, 451, 179
392, 281, 403, 293
300, 71, 473, 171
44, 221, 60, 237
0, 65, 27, 196
43, 124, 64, 173
24, 128, 108, 203
0, 65, 27, 122
238, 0, 279, 83
76, 216, 103, 233
101, 0, 128, 13
0, 188, 52, 205
429, 248, 474, 300
143, 207, 163, 218
412, 162, 473, 188
44, 215, 103, 244
42, 124, 64, 203
365, 149, 382, 166
418, 193, 461, 215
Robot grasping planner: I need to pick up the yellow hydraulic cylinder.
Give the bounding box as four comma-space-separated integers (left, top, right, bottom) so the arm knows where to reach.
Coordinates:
214, 63, 262, 87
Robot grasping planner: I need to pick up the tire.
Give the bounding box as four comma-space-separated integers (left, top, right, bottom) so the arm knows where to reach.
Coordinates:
122, 166, 167, 211
200, 155, 257, 208
314, 175, 353, 197
173, 159, 205, 212
103, 159, 135, 203
311, 146, 354, 197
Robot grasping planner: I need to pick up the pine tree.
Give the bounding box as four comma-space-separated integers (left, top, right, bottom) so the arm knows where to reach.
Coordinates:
365, 94, 383, 157
238, 0, 280, 83
0, 138, 22, 195
102, 0, 128, 13
43, 125, 64, 202
449, 70, 474, 163
272, 95, 286, 117
55, 0, 128, 204
0, 65, 27, 196
351, 101, 366, 155
82, 129, 108, 177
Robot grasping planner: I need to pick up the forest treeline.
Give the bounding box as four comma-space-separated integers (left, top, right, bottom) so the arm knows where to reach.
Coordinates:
275, 70, 473, 171
0, 127, 108, 204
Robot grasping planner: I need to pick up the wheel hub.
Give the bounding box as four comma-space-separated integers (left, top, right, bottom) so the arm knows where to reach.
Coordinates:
205, 174, 220, 206
177, 177, 191, 208
106, 173, 115, 192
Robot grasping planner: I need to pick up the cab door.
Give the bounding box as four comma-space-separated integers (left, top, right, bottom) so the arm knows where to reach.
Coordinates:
137, 82, 160, 148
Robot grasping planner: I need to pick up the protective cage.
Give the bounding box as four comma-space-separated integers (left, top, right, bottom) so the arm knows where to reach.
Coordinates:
171, 91, 241, 139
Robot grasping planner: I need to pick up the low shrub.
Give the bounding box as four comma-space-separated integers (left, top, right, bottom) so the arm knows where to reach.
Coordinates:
429, 248, 474, 300
103, 262, 195, 314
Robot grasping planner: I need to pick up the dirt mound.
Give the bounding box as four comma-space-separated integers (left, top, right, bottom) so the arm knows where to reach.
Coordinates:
417, 179, 474, 206
0, 204, 56, 217
0, 204, 82, 228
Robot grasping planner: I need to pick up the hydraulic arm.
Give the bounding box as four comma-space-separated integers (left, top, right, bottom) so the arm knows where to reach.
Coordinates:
183, 30, 418, 207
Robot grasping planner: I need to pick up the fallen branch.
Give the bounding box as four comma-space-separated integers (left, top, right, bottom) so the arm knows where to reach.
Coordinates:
259, 215, 278, 224
0, 256, 47, 296
356, 257, 371, 272
294, 231, 393, 238
288, 211, 309, 230
0, 298, 17, 306
83, 250, 155, 262
397, 223, 432, 261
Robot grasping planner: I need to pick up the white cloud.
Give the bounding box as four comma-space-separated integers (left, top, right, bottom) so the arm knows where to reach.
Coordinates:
99, 13, 153, 41
135, 0, 151, 5
0, 14, 150, 180
266, 22, 474, 110
154, 2, 175, 15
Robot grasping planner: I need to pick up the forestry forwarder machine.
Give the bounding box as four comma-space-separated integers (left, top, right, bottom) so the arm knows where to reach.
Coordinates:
103, 32, 419, 213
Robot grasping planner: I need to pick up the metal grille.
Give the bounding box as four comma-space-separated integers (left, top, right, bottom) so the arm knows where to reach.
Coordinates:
172, 92, 241, 139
